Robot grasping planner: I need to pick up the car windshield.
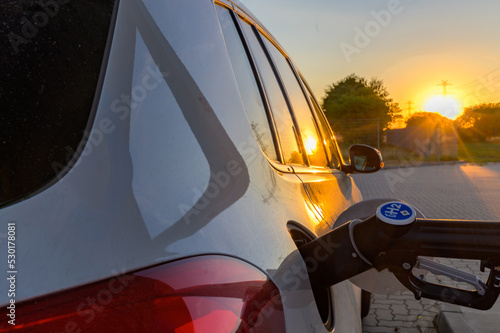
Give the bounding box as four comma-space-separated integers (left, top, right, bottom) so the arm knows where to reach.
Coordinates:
0, 0, 115, 206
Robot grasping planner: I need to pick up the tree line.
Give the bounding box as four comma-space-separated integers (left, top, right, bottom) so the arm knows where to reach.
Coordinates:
321, 74, 500, 144
404, 104, 500, 142
455, 103, 500, 142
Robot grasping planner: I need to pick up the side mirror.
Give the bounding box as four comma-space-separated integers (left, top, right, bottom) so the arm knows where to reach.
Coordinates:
348, 144, 383, 173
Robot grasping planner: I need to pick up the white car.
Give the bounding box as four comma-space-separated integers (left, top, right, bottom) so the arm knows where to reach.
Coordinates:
2, 0, 498, 332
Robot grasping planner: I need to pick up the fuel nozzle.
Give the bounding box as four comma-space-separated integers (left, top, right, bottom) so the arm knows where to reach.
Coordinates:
298, 201, 417, 289
299, 200, 500, 310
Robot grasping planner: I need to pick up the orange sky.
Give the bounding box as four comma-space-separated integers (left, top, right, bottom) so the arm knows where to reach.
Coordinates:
243, 0, 500, 119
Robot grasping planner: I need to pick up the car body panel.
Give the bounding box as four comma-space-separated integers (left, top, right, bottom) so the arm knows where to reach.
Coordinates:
296, 170, 363, 230
0, 0, 364, 331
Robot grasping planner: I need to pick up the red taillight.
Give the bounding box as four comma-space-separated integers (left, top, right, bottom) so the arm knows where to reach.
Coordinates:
0, 256, 285, 332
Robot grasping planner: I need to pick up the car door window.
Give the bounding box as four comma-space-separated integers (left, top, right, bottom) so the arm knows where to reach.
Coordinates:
240, 21, 305, 166
302, 81, 342, 169
263, 38, 329, 168
216, 6, 279, 162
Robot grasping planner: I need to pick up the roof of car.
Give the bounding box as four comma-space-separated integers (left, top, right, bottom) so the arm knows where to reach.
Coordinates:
217, 0, 289, 58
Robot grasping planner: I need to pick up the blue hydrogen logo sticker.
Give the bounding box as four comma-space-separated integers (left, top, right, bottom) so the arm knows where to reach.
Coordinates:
376, 201, 416, 226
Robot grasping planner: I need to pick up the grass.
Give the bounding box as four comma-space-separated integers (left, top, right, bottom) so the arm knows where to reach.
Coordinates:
457, 139, 500, 164
341, 144, 426, 167
379, 145, 423, 166
339, 139, 500, 167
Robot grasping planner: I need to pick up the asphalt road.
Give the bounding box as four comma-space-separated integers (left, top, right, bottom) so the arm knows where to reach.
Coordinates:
352, 162, 500, 333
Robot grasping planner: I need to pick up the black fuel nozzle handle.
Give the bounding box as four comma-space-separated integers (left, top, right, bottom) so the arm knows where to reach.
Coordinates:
392, 261, 500, 310
299, 201, 500, 310
299, 201, 417, 289
387, 217, 500, 309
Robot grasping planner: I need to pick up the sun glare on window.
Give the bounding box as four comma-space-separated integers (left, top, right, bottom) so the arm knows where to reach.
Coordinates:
304, 135, 318, 155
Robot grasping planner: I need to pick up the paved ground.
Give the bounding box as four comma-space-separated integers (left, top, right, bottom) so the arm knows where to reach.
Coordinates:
352, 162, 500, 333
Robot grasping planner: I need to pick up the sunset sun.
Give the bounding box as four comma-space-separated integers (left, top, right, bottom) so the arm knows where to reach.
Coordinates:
424, 95, 462, 120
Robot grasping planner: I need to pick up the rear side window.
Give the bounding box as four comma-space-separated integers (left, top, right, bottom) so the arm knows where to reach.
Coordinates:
303, 82, 341, 169
263, 38, 329, 168
0, 1, 115, 205
240, 21, 305, 166
216, 6, 278, 162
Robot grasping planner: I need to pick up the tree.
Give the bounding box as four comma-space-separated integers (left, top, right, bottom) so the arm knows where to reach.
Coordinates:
406, 111, 452, 129
321, 74, 401, 145
405, 111, 455, 142
455, 103, 500, 142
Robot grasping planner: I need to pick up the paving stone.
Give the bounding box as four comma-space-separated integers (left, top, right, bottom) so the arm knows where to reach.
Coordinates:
376, 320, 404, 327
375, 309, 393, 321
393, 315, 414, 321
395, 328, 422, 333
362, 316, 378, 327
408, 309, 439, 316
372, 294, 389, 300
388, 295, 415, 301
374, 299, 405, 305
406, 300, 424, 310
362, 326, 397, 332
417, 321, 437, 328
400, 321, 422, 328
391, 304, 408, 315
416, 328, 438, 333
418, 315, 436, 322
420, 299, 439, 306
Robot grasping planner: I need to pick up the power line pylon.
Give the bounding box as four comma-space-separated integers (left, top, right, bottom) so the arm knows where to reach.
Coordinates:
437, 80, 453, 98
407, 101, 414, 117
